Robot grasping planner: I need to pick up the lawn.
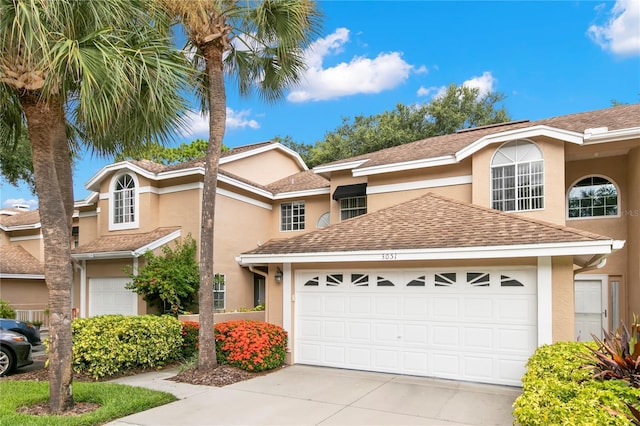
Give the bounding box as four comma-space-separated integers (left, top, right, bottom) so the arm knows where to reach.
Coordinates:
0, 381, 176, 425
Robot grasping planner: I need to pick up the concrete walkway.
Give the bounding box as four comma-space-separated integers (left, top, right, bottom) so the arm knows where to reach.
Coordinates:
107, 365, 520, 425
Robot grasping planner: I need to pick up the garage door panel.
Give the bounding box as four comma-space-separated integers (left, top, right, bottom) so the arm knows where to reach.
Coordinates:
432, 298, 460, 319
295, 268, 537, 386
348, 322, 371, 341
463, 297, 494, 321
89, 278, 136, 317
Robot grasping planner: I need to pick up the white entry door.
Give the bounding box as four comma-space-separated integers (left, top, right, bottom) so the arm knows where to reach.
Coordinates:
89, 278, 137, 317
575, 276, 608, 341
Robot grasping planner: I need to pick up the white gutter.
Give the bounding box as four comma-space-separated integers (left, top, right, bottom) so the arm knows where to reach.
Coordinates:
239, 239, 625, 265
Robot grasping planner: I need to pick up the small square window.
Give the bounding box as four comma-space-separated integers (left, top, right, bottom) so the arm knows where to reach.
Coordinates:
340, 196, 367, 221
280, 201, 305, 231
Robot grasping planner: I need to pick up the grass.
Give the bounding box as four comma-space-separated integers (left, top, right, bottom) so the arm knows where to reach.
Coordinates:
0, 381, 176, 425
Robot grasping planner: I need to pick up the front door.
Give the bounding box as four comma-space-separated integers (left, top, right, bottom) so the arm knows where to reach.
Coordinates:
575, 276, 608, 341
253, 275, 265, 307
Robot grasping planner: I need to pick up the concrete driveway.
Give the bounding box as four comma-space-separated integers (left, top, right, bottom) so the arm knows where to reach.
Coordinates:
108, 365, 520, 425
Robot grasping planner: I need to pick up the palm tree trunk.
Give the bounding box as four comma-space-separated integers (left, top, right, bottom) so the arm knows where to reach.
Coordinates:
20, 94, 75, 412
197, 43, 226, 370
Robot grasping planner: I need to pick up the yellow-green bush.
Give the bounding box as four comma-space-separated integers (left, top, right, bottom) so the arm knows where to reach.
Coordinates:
513, 342, 640, 425
72, 315, 182, 379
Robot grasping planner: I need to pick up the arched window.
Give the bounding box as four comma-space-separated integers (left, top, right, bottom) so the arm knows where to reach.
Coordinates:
568, 176, 618, 218
491, 140, 544, 212
113, 173, 136, 226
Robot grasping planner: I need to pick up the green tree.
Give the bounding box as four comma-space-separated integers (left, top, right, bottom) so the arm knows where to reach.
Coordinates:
0, 0, 188, 412
126, 236, 199, 315
115, 138, 229, 165
281, 84, 510, 167
0, 132, 34, 192
161, 0, 322, 371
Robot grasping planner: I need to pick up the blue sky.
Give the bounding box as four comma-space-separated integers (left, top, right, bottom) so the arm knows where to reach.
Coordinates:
2, 0, 639, 209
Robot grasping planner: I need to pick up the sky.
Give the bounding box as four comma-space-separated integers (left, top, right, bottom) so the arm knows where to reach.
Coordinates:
1, 0, 639, 209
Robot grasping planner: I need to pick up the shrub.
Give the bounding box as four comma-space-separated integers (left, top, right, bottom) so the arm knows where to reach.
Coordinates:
0, 299, 15, 319
214, 320, 287, 372
586, 319, 640, 388
125, 235, 199, 315
513, 341, 640, 425
180, 320, 200, 359
72, 315, 182, 379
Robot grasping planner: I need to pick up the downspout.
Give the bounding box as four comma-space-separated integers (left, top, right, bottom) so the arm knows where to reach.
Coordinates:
574, 255, 608, 275
249, 264, 268, 278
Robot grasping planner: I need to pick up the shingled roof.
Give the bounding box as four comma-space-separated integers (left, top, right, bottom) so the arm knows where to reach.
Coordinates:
266, 170, 330, 194
242, 193, 615, 257
0, 245, 44, 276
318, 103, 640, 170
72, 227, 180, 257
0, 209, 40, 229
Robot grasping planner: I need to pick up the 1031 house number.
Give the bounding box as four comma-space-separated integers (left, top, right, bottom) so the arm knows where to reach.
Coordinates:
382, 253, 397, 260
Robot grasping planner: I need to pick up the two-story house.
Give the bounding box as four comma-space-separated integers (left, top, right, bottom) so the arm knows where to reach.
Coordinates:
1, 103, 638, 387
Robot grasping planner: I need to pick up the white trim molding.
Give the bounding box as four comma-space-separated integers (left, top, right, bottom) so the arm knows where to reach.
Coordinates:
313, 159, 369, 174
71, 229, 181, 260
537, 256, 553, 345
353, 155, 457, 177
0, 273, 45, 280
282, 263, 292, 352
217, 188, 272, 210
9, 234, 43, 242
273, 187, 330, 200
367, 175, 472, 195
239, 239, 624, 265
221, 143, 308, 171
583, 126, 640, 144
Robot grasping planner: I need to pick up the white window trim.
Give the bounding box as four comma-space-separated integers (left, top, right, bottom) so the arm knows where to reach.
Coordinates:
280, 201, 306, 232
339, 195, 367, 221
108, 172, 140, 231
490, 139, 545, 213
566, 175, 621, 220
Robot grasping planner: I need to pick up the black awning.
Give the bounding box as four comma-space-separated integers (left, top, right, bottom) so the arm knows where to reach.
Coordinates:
332, 183, 367, 201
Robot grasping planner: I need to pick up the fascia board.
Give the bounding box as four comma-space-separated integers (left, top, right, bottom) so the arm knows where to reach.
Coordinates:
221, 143, 309, 171
217, 174, 274, 199
132, 229, 181, 257
273, 188, 331, 200
71, 251, 133, 260
583, 127, 640, 144
238, 240, 619, 264
85, 162, 156, 191
156, 167, 204, 180
0, 222, 41, 231
313, 160, 370, 174
352, 156, 457, 177
455, 125, 584, 162
0, 273, 45, 279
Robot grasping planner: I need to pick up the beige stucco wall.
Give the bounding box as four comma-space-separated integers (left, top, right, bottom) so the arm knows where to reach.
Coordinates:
9, 237, 44, 262
157, 186, 202, 243
626, 147, 640, 324
472, 137, 567, 224
221, 149, 303, 185
552, 256, 575, 342
0, 278, 48, 310
328, 171, 368, 225
367, 161, 472, 211
271, 195, 330, 238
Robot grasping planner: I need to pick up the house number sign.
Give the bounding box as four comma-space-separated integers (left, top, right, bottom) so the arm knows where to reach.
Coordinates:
381, 253, 397, 260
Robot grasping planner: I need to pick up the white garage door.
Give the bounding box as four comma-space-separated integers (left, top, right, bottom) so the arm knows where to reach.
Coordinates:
89, 278, 137, 316
295, 268, 537, 386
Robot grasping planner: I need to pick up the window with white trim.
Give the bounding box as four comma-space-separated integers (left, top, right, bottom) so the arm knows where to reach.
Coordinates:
568, 176, 618, 218
109, 173, 139, 230
491, 140, 544, 212
280, 201, 305, 231
340, 196, 367, 220
213, 273, 226, 311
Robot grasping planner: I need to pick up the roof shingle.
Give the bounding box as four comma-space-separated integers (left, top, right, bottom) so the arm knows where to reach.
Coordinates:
0, 245, 44, 276
72, 227, 180, 255
244, 193, 612, 255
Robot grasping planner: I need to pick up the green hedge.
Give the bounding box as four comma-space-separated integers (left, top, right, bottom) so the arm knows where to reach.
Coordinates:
513, 342, 640, 425
72, 315, 182, 379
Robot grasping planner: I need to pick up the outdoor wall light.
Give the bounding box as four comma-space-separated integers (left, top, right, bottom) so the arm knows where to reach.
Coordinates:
275, 267, 283, 283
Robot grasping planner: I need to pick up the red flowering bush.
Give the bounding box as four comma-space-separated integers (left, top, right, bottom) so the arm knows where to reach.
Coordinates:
180, 321, 200, 359
214, 320, 287, 372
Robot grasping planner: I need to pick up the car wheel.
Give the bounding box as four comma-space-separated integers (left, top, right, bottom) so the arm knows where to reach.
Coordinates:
0, 347, 15, 377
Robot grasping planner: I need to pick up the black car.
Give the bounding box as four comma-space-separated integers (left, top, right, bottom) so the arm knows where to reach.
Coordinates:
0, 319, 42, 346
0, 330, 33, 376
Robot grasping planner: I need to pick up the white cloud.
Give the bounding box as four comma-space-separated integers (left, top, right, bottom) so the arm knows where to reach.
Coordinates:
462, 71, 496, 96
588, 0, 640, 56
181, 108, 260, 137
2, 198, 37, 209
418, 71, 496, 99
288, 28, 415, 102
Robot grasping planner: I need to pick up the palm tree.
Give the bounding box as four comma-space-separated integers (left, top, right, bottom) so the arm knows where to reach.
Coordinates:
160, 0, 322, 370
0, 0, 188, 412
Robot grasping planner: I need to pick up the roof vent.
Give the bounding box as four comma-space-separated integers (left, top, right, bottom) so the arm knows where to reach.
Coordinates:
12, 204, 30, 211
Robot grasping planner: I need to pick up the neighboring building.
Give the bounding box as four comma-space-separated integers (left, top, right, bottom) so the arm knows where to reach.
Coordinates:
1, 104, 638, 386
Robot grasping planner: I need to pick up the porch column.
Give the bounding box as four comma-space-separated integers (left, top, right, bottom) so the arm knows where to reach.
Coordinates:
537, 256, 553, 345
282, 263, 292, 352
